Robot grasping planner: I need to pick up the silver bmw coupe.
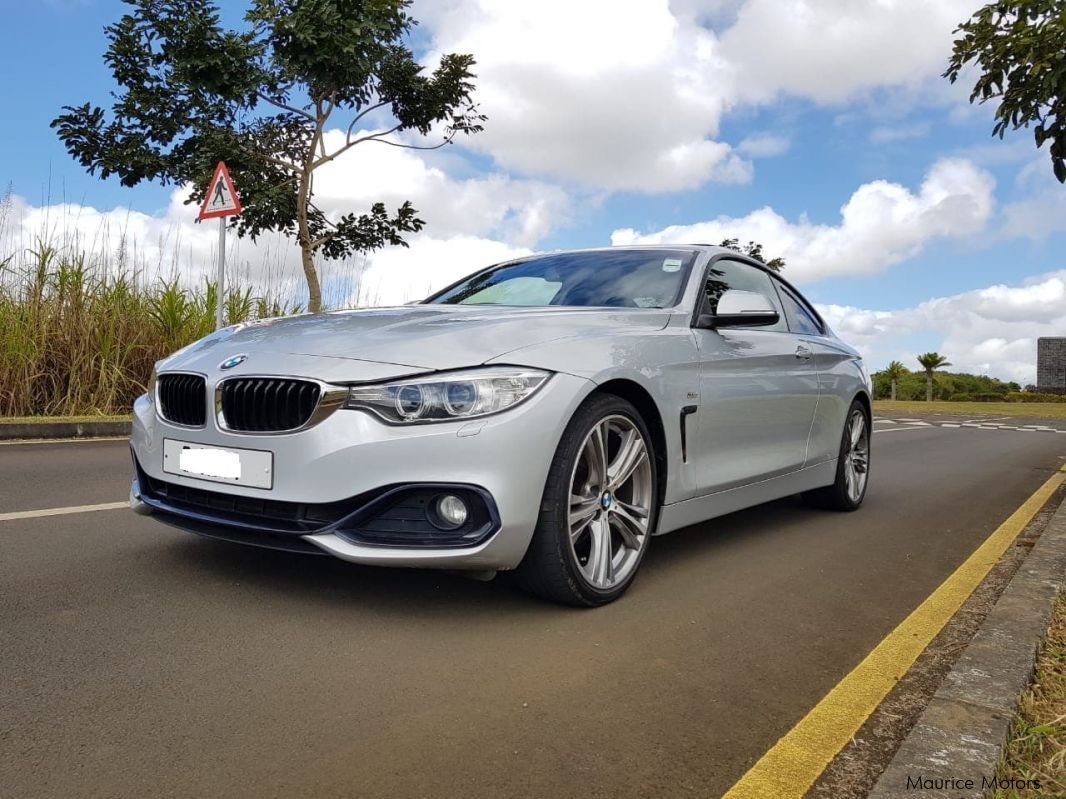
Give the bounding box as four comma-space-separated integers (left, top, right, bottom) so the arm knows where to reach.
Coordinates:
130, 245, 871, 605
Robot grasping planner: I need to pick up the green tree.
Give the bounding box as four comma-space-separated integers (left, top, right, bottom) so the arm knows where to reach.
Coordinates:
719, 238, 785, 272
917, 352, 952, 402
945, 1, 1066, 183
52, 0, 485, 312
884, 360, 908, 401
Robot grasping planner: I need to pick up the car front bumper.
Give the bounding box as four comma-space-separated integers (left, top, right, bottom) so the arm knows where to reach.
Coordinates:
129, 371, 593, 570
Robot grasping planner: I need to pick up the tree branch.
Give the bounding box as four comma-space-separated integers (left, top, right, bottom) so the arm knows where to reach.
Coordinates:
260, 94, 315, 122
312, 125, 401, 169
372, 130, 459, 151
345, 101, 389, 143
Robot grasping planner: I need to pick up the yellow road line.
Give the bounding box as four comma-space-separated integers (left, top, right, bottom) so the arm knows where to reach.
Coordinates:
722, 464, 1066, 799
0, 501, 128, 523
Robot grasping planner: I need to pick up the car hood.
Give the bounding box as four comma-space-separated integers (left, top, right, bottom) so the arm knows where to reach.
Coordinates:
161, 305, 672, 381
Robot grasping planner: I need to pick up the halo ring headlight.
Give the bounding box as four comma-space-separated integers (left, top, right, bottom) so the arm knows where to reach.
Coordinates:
344, 367, 551, 425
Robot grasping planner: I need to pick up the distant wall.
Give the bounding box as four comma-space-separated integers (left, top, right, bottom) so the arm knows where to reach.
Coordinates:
1037, 337, 1066, 394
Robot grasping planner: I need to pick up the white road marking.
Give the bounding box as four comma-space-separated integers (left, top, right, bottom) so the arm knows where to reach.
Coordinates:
0, 502, 127, 523
877, 418, 1066, 434
872, 426, 928, 434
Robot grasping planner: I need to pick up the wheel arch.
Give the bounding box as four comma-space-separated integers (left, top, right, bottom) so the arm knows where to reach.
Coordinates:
853, 389, 872, 421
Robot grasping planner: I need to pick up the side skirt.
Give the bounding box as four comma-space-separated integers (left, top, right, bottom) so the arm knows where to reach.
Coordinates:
655, 459, 837, 535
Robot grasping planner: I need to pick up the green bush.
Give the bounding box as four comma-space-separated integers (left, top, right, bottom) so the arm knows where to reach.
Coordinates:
948, 393, 974, 402
872, 368, 1015, 401
1006, 391, 1066, 403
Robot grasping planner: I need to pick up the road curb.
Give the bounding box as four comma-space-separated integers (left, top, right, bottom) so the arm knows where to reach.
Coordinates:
867, 475, 1066, 798
0, 420, 132, 441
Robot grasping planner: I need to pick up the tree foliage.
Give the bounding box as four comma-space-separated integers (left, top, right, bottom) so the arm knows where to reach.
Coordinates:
883, 359, 908, 401
872, 365, 1018, 402
945, 1, 1066, 183
52, 0, 485, 311
718, 238, 785, 271
917, 352, 952, 402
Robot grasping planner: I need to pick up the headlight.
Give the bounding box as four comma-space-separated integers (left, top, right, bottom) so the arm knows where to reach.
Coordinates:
344, 367, 551, 424
146, 366, 158, 403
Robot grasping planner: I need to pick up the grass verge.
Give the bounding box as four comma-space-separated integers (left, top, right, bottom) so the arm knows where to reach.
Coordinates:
873, 400, 1066, 419
0, 415, 132, 425
992, 592, 1066, 798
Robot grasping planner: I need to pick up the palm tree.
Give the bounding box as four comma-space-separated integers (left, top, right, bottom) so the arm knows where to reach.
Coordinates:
884, 360, 908, 401
916, 352, 951, 402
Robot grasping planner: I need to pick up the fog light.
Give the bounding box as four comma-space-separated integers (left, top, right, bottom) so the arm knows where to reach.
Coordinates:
430, 494, 469, 530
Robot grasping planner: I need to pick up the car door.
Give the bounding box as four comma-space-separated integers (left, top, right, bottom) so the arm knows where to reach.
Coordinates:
772, 277, 841, 466
689, 259, 821, 493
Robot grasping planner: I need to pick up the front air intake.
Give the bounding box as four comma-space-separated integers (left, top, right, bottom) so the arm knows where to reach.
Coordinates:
218, 377, 322, 432
157, 373, 207, 427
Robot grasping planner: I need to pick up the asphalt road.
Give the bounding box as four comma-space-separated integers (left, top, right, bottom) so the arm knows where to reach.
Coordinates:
2, 422, 1064, 799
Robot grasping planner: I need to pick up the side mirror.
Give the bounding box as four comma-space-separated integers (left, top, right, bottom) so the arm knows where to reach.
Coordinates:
696, 289, 780, 329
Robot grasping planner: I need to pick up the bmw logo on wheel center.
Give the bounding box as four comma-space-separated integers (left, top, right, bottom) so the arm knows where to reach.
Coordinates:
219, 354, 247, 370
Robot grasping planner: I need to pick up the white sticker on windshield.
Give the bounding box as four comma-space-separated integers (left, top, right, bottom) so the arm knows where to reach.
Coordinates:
662, 258, 682, 273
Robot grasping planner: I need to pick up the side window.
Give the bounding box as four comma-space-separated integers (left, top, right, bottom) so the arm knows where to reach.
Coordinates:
776, 282, 824, 335
702, 259, 787, 332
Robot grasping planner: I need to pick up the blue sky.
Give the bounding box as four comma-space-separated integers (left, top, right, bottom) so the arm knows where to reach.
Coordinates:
2, 0, 1064, 382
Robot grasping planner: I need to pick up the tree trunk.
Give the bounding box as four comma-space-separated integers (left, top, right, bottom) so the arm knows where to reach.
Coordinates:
890, 378, 897, 401
925, 372, 933, 402
295, 151, 322, 313
299, 239, 322, 313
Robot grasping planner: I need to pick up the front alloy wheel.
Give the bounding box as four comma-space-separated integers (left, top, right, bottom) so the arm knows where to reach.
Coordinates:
568, 415, 653, 590
518, 395, 658, 606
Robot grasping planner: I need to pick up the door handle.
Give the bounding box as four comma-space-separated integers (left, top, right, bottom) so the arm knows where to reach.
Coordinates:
795, 345, 812, 360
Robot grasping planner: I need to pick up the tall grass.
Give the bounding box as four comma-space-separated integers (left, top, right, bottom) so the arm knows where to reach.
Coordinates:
0, 240, 303, 417
0, 182, 400, 417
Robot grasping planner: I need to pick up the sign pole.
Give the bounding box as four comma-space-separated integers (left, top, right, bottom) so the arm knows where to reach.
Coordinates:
216, 217, 226, 331
197, 161, 242, 331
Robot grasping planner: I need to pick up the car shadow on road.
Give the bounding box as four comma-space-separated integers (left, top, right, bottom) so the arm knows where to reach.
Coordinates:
150, 493, 828, 614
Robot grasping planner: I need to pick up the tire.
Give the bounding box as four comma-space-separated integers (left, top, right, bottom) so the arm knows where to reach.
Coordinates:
516, 393, 659, 606
802, 399, 870, 511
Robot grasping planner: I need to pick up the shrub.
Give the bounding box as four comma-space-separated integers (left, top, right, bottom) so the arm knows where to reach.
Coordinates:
1006, 391, 1066, 403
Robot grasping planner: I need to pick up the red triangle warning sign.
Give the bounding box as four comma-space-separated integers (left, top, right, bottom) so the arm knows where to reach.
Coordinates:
198, 161, 242, 220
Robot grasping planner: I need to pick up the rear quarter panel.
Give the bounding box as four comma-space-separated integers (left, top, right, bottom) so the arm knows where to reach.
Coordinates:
808, 337, 871, 464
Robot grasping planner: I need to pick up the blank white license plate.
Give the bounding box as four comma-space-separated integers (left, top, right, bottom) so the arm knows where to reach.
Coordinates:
162, 439, 273, 489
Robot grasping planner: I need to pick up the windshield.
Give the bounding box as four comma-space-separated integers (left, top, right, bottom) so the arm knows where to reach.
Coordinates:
426, 249, 695, 308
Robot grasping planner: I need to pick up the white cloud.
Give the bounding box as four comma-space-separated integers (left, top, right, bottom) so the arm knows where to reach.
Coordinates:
415, 0, 978, 193
717, 0, 977, 105
313, 129, 571, 248
820, 271, 1066, 383
354, 236, 530, 306
611, 158, 995, 281
417, 0, 747, 192
737, 132, 791, 157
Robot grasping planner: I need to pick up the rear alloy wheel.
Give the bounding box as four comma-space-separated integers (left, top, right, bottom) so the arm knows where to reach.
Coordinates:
517, 395, 658, 606
803, 399, 870, 511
